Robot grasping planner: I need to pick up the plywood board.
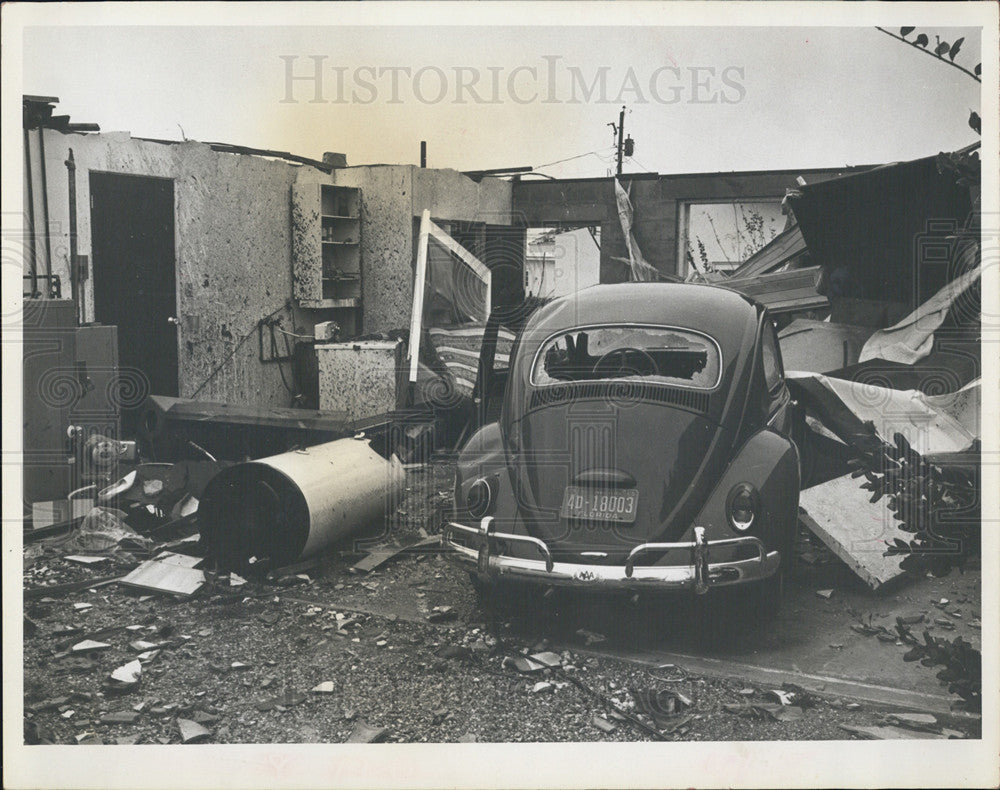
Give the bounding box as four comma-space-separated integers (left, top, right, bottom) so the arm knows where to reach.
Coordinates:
798, 475, 911, 590
119, 560, 205, 597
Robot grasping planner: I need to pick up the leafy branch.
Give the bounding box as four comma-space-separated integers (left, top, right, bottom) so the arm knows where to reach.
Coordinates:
847, 427, 980, 577
897, 621, 981, 712
876, 26, 981, 84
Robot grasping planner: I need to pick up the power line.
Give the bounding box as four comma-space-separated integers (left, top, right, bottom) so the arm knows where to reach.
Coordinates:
624, 154, 656, 174
533, 147, 616, 171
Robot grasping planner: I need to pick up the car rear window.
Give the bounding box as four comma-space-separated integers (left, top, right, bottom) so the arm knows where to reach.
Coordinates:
531, 325, 721, 389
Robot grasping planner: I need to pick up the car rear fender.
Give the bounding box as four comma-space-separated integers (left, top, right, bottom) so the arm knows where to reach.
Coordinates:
681, 427, 800, 562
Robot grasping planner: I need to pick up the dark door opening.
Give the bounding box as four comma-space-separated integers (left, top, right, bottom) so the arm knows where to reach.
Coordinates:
90, 172, 178, 418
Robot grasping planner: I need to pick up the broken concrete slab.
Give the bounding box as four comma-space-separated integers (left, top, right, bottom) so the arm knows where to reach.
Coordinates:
592, 714, 617, 733
177, 718, 212, 743
71, 639, 111, 653
346, 720, 388, 743
110, 660, 142, 685
503, 656, 545, 673
798, 474, 912, 590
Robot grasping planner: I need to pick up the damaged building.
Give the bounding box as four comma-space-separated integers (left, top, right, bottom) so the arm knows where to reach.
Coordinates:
21, 93, 982, 649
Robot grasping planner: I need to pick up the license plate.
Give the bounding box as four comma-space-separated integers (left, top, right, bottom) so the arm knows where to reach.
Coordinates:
560, 486, 639, 523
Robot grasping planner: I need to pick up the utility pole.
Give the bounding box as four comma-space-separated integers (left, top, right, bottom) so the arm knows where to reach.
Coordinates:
608, 106, 634, 176
615, 105, 625, 176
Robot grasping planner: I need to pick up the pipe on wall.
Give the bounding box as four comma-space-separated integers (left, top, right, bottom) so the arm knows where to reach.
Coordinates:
37, 127, 53, 283
65, 148, 80, 322
24, 127, 38, 296
198, 437, 405, 570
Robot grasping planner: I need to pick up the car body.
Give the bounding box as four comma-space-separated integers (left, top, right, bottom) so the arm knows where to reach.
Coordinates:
445, 282, 799, 602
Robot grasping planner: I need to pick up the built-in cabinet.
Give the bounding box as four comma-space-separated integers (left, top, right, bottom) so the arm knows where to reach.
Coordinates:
292, 184, 362, 323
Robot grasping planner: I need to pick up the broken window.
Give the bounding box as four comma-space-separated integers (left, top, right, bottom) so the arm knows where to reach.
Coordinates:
682, 201, 785, 276
532, 325, 721, 389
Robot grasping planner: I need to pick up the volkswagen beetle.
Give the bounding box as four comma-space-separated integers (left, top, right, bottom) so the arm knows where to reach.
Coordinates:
445, 283, 799, 611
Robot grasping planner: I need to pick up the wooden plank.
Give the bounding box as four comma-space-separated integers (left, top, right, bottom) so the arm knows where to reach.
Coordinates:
798, 475, 911, 591
153, 551, 204, 569
145, 395, 353, 433
351, 535, 441, 573
25, 572, 134, 600
299, 297, 361, 309
725, 267, 828, 314
118, 560, 205, 597
409, 210, 432, 383
730, 224, 807, 279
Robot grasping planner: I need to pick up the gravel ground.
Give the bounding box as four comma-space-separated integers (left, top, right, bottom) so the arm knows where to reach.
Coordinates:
22, 463, 980, 746
24, 578, 962, 745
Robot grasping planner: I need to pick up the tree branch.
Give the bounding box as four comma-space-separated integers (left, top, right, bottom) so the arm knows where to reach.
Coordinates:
875, 27, 981, 83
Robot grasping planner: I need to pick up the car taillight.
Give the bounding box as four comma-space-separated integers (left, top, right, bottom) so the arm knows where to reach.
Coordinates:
726, 482, 759, 533
466, 477, 496, 519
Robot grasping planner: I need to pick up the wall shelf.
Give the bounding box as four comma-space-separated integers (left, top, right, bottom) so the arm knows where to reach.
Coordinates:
292, 183, 363, 331
300, 297, 361, 310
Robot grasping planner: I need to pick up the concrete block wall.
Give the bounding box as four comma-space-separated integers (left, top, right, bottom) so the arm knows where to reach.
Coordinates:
25, 129, 333, 408
512, 166, 872, 282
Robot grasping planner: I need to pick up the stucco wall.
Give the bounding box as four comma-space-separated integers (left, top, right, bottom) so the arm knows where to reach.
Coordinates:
330, 166, 513, 335
25, 134, 516, 406
26, 129, 332, 407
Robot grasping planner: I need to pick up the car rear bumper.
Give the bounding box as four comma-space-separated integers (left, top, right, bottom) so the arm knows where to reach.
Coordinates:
445, 517, 780, 593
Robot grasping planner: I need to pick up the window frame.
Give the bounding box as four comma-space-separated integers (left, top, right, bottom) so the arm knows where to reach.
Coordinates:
528, 323, 724, 391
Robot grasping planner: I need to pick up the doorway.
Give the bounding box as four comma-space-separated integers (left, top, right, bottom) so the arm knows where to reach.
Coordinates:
90, 172, 178, 405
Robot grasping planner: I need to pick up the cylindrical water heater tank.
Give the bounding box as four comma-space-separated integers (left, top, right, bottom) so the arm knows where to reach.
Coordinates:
199, 438, 404, 570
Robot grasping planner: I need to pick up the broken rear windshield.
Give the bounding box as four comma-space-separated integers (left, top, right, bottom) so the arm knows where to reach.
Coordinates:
532, 325, 721, 388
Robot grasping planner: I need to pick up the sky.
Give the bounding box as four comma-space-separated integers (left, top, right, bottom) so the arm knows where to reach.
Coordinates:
22, 23, 983, 179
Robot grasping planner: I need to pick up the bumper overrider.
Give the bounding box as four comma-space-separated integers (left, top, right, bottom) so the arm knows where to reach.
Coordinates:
445, 517, 780, 594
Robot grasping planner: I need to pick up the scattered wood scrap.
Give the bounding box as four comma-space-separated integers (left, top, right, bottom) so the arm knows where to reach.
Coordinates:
119, 560, 205, 597
351, 535, 441, 573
